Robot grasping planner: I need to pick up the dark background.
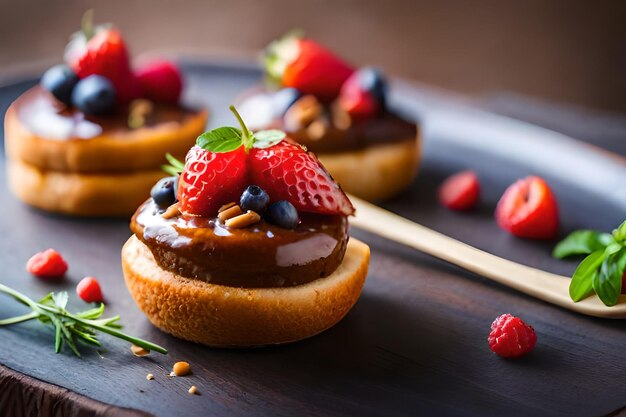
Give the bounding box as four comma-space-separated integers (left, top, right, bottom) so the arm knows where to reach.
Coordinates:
1, 0, 625, 113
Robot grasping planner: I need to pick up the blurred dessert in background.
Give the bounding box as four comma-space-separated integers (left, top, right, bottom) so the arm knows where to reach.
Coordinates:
238, 32, 420, 201
4, 12, 207, 217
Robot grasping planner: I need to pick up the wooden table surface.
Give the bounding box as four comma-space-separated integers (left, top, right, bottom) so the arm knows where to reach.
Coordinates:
0, 62, 625, 417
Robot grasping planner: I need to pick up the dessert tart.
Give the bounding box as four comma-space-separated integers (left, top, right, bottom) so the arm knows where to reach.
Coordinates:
122, 106, 370, 347
4, 13, 208, 216
238, 33, 420, 201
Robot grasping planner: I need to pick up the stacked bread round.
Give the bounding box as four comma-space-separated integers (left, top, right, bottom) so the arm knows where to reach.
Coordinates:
4, 87, 207, 217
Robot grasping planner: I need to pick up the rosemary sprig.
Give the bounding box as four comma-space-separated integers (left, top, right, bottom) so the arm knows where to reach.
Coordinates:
0, 284, 167, 356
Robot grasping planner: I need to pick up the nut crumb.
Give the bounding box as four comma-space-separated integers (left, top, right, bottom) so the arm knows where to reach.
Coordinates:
131, 344, 150, 357
146, 373, 154, 381
172, 361, 191, 376
161, 202, 180, 219
188, 385, 198, 395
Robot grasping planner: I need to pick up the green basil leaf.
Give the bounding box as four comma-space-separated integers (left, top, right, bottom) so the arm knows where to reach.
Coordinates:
613, 220, 626, 243
253, 129, 286, 149
569, 250, 605, 301
605, 242, 623, 256
196, 127, 242, 152
161, 165, 181, 176
592, 253, 623, 306
552, 230, 612, 259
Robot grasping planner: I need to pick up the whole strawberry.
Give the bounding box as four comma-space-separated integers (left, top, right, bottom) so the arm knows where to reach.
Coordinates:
136, 60, 183, 104
178, 106, 354, 217
488, 314, 537, 358
65, 13, 140, 103
264, 33, 353, 102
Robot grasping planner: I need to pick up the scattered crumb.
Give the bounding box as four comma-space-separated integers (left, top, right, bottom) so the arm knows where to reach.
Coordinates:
172, 361, 191, 376
146, 373, 154, 381
188, 385, 198, 395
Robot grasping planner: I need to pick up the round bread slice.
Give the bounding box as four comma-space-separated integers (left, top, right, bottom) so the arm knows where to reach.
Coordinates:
4, 87, 208, 173
318, 133, 421, 202
7, 158, 167, 217
122, 235, 370, 347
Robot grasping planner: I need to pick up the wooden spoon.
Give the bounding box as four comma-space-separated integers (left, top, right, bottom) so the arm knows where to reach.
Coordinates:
349, 195, 626, 319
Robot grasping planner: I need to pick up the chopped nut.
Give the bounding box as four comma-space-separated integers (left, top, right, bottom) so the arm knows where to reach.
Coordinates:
131, 344, 150, 357
306, 119, 327, 141
172, 361, 191, 376
284, 95, 322, 130
218, 205, 243, 222
146, 373, 154, 381
161, 202, 180, 219
331, 101, 352, 130
218, 202, 237, 213
188, 385, 198, 395
225, 211, 261, 229
128, 99, 154, 129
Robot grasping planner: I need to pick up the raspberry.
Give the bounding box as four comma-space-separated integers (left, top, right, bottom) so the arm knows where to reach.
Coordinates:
76, 277, 104, 303
26, 249, 68, 280
488, 314, 537, 358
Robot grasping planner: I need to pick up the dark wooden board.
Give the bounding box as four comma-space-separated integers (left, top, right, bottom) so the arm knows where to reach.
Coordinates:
1, 62, 625, 417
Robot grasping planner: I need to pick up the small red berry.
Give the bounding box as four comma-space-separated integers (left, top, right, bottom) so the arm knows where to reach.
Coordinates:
495, 176, 559, 239
438, 170, 480, 211
135, 60, 183, 104
488, 314, 537, 358
26, 249, 68, 280
76, 277, 104, 303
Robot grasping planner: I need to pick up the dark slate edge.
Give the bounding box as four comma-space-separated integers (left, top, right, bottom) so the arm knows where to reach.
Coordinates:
0, 363, 153, 417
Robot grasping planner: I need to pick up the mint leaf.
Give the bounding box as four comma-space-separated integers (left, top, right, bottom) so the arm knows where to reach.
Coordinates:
553, 230, 613, 259
196, 127, 242, 153
253, 130, 286, 149
613, 220, 626, 243
593, 253, 624, 306
570, 250, 605, 301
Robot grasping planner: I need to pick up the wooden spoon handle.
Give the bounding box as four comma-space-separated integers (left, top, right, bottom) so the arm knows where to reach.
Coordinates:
349, 195, 626, 318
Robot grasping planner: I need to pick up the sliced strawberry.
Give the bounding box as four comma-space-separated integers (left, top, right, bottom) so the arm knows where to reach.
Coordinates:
136, 60, 183, 104
178, 146, 248, 216
265, 36, 353, 102
495, 176, 559, 239
438, 170, 480, 211
250, 140, 354, 216
66, 29, 141, 103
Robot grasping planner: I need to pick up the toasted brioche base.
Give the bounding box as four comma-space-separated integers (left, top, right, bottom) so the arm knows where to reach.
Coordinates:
4, 102, 208, 173
318, 133, 421, 201
122, 235, 370, 347
7, 159, 166, 217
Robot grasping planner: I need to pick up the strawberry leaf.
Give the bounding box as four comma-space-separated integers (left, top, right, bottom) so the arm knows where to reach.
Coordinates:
253, 130, 286, 149
196, 127, 242, 153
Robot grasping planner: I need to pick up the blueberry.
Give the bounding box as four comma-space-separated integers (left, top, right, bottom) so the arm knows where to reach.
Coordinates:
264, 200, 299, 229
272, 88, 301, 116
240, 185, 270, 213
71, 75, 116, 115
41, 65, 79, 106
355, 67, 387, 105
151, 176, 178, 209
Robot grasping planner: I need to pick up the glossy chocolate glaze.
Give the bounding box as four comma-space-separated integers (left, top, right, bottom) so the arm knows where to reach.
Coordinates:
13, 86, 197, 140
131, 199, 349, 288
